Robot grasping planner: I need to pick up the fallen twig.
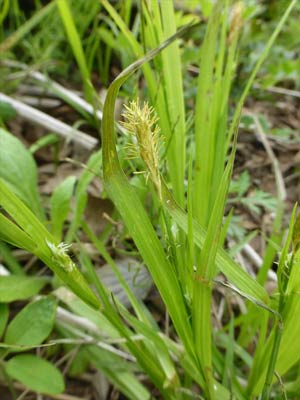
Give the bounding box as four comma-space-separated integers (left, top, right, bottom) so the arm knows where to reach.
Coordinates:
0, 92, 98, 151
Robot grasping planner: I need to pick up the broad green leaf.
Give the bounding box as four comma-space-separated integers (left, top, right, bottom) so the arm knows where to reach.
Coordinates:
50, 176, 76, 240
5, 354, 65, 395
0, 276, 48, 303
4, 296, 56, 346
0, 129, 43, 218
0, 101, 16, 121
0, 303, 9, 338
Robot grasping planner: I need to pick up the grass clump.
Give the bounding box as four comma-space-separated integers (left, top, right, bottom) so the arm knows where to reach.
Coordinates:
0, 1, 300, 399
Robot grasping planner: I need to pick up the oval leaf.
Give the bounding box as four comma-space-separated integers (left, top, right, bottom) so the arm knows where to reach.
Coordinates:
0, 128, 43, 217
5, 354, 65, 395
0, 276, 47, 303
4, 296, 56, 346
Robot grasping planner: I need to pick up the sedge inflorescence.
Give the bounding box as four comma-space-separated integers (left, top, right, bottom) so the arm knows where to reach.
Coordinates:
46, 240, 75, 273
121, 100, 162, 199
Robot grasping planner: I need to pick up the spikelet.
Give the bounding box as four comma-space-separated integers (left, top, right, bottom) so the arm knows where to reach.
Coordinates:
121, 100, 162, 200
46, 240, 75, 272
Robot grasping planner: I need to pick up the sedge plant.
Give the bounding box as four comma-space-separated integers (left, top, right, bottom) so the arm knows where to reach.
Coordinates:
0, 0, 300, 399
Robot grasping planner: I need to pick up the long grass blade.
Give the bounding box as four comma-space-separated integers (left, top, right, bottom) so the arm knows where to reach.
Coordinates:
0, 2, 55, 53
57, 0, 95, 103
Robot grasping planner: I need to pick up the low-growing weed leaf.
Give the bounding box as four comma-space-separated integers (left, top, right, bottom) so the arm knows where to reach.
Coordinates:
0, 276, 48, 303
0, 128, 43, 218
229, 171, 250, 197
4, 296, 56, 346
0, 101, 17, 122
5, 354, 65, 395
241, 190, 277, 215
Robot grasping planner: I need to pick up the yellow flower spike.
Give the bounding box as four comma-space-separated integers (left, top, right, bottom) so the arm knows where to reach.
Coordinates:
121, 100, 162, 200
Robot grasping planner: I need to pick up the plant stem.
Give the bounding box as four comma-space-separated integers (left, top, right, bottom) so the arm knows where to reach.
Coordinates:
261, 253, 295, 399
261, 306, 284, 400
